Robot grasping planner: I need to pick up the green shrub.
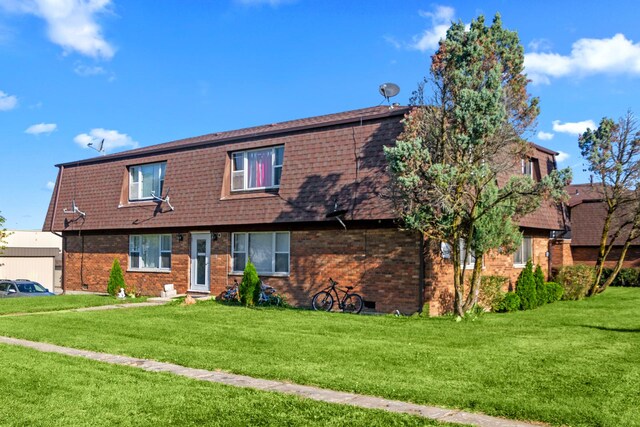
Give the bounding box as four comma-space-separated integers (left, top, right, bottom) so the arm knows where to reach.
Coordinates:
495, 292, 520, 313
615, 268, 640, 287
545, 282, 563, 302
239, 260, 261, 307
107, 258, 126, 297
555, 265, 594, 300
534, 264, 546, 307
479, 275, 508, 311
516, 260, 537, 310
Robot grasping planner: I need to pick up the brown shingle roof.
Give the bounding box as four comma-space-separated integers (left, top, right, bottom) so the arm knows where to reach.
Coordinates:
43, 105, 564, 233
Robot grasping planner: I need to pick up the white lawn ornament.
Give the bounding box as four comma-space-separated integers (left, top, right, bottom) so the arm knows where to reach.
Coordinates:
117, 288, 126, 299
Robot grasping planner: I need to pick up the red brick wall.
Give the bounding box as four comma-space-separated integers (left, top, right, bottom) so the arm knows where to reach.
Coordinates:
571, 246, 640, 268
550, 239, 573, 276
424, 229, 551, 315
63, 228, 422, 314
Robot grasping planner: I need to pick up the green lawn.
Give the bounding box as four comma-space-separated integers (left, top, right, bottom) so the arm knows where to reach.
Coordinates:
0, 344, 448, 427
0, 294, 147, 315
0, 288, 638, 426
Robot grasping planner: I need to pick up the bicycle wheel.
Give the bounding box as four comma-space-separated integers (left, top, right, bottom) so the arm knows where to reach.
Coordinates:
270, 295, 283, 306
312, 291, 333, 311
342, 294, 363, 314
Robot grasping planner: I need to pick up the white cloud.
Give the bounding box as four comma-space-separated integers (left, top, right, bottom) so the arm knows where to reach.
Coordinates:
525, 33, 640, 84
45, 181, 55, 190
537, 131, 554, 141
552, 119, 596, 135
0, 90, 17, 111
74, 63, 105, 76
25, 122, 57, 135
74, 128, 138, 153
555, 151, 570, 163
410, 5, 455, 52
0, 0, 115, 59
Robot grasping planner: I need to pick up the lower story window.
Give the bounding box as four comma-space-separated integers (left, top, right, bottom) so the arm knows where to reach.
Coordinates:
232, 232, 290, 274
129, 234, 171, 270
513, 236, 532, 266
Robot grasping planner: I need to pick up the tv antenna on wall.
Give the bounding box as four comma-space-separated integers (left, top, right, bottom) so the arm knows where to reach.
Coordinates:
88, 138, 105, 155
378, 83, 400, 108
151, 188, 175, 211
63, 199, 86, 217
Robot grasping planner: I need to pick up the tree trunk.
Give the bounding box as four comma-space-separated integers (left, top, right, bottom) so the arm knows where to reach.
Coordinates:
463, 253, 483, 311
589, 207, 615, 296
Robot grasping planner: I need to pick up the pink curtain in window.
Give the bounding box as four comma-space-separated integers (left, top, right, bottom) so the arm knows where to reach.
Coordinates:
248, 150, 272, 188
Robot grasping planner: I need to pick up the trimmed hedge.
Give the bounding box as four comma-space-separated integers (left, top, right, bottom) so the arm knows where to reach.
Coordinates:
534, 264, 546, 307
495, 292, 520, 313
601, 267, 640, 287
545, 282, 563, 303
555, 265, 594, 300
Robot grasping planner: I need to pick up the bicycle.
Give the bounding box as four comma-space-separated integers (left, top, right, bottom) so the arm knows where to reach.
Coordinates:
311, 278, 363, 314
258, 281, 283, 306
221, 280, 239, 301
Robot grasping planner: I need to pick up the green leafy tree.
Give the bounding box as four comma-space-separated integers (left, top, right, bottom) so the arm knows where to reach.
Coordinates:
384, 14, 570, 316
0, 212, 8, 253
107, 258, 126, 296
534, 264, 546, 306
516, 260, 537, 310
579, 112, 640, 295
239, 260, 261, 307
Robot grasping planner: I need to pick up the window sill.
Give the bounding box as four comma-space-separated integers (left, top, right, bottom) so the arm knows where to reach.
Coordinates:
119, 201, 160, 208
222, 189, 280, 201
127, 269, 172, 274
513, 264, 526, 268
229, 272, 290, 277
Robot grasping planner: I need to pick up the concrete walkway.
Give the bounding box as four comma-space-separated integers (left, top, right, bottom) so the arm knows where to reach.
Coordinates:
0, 300, 169, 317
0, 335, 543, 427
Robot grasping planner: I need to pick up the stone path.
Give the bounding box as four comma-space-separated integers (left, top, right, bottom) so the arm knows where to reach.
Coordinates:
0, 335, 543, 427
0, 300, 169, 317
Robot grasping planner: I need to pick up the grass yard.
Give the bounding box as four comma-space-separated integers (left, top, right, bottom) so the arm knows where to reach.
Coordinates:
0, 288, 638, 426
0, 294, 147, 315
0, 344, 449, 427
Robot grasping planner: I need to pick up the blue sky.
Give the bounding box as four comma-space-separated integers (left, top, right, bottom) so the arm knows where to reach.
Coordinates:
1, 0, 639, 230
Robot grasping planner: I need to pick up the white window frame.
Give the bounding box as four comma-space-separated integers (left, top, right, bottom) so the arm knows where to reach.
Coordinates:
231, 231, 290, 275
521, 158, 533, 177
459, 239, 477, 269
513, 236, 533, 267
231, 146, 284, 192
129, 234, 172, 271
129, 162, 166, 201
440, 240, 478, 268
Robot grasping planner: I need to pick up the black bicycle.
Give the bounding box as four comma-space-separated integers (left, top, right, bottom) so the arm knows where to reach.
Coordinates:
311, 278, 363, 314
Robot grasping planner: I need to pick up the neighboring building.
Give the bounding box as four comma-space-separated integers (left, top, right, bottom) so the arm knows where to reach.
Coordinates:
562, 183, 640, 269
43, 106, 565, 315
0, 230, 62, 293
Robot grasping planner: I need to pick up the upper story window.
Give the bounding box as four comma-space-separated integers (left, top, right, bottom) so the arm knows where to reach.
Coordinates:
129, 162, 166, 201
231, 146, 284, 191
521, 158, 533, 177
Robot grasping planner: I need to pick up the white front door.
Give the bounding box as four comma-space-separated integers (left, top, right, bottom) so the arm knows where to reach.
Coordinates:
190, 233, 211, 292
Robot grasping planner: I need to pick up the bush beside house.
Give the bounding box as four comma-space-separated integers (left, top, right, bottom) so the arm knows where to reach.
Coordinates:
555, 265, 594, 300
239, 260, 261, 307
107, 258, 126, 297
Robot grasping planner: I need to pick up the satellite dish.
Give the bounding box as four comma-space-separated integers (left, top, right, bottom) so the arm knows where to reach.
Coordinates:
379, 83, 400, 100
88, 138, 105, 155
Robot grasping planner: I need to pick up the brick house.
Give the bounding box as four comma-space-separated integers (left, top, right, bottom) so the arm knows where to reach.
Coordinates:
559, 183, 640, 269
43, 106, 566, 315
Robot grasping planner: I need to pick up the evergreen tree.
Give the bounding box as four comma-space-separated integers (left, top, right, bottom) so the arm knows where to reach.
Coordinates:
385, 14, 570, 316
534, 264, 546, 306
239, 260, 261, 307
516, 260, 537, 310
107, 258, 126, 296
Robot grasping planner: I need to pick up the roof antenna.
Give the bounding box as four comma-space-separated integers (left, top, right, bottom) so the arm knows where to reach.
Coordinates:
326, 200, 348, 230
151, 187, 174, 211
63, 200, 86, 217
378, 82, 400, 109
88, 138, 105, 155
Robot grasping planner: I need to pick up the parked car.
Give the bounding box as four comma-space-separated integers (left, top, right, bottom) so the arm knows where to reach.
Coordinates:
0, 280, 56, 298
